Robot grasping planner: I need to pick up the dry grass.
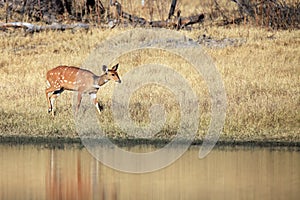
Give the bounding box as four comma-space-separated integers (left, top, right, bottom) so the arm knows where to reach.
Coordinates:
0, 25, 299, 142
187, 26, 300, 141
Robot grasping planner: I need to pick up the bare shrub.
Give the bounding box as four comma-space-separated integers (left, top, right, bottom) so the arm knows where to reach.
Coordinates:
213, 0, 300, 29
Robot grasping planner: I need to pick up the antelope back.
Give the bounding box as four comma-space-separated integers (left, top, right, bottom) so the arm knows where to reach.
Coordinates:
46, 66, 96, 91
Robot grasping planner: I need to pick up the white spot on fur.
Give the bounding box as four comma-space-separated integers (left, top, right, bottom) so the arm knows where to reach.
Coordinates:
50, 98, 55, 107
90, 93, 97, 99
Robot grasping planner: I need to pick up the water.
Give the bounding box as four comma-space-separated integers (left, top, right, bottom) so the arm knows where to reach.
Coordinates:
0, 144, 299, 200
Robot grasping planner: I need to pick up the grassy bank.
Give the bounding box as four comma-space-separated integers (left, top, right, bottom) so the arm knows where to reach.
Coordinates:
0, 26, 299, 143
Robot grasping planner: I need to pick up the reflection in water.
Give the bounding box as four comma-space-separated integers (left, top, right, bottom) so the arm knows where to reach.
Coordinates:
0, 144, 299, 200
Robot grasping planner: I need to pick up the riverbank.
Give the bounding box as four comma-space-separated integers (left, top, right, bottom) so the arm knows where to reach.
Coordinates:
1, 135, 299, 149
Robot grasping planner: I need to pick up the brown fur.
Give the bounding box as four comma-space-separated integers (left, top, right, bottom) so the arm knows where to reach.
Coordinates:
45, 64, 121, 116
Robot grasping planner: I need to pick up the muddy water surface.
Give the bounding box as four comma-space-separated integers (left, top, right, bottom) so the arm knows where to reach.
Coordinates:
0, 144, 299, 200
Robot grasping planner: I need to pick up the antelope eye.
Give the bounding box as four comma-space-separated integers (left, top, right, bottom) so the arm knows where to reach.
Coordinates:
112, 74, 115, 76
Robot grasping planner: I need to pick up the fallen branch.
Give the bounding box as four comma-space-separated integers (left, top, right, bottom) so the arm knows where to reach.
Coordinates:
177, 13, 205, 30
149, 20, 174, 28
122, 12, 147, 25
0, 22, 89, 33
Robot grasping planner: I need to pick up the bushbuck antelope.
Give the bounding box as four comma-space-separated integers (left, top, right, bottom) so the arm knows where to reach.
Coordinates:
45, 64, 121, 116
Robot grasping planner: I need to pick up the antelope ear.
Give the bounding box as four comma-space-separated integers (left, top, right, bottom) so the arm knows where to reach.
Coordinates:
102, 65, 108, 73
112, 63, 119, 71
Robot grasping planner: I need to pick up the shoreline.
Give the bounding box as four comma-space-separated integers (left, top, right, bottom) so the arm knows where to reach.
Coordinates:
1, 135, 299, 149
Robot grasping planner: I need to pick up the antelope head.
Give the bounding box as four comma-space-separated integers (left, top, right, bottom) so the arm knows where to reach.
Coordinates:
100, 64, 121, 85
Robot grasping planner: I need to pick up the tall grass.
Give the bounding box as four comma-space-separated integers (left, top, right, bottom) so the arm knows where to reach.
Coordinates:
0, 25, 299, 142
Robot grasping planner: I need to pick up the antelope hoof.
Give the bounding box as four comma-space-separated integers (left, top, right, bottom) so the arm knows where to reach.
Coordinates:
95, 102, 104, 113
98, 104, 104, 112
48, 108, 52, 113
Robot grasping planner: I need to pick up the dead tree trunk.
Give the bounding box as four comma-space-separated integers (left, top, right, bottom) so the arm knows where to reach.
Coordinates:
168, 0, 177, 20
0, 22, 89, 33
